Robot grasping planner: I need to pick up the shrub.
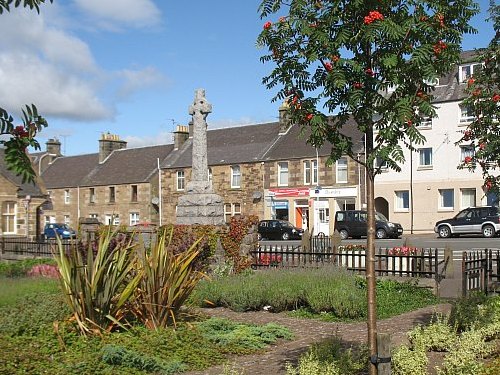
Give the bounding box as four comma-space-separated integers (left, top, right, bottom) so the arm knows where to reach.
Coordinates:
0, 258, 55, 277
392, 345, 428, 375
27, 263, 59, 278
285, 352, 341, 375
408, 315, 457, 352
449, 292, 490, 331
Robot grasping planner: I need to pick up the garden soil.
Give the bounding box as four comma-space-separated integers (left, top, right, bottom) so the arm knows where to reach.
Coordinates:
185, 303, 452, 375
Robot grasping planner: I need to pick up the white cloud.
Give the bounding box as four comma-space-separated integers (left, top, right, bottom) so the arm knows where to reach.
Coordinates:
74, 0, 162, 29
124, 131, 172, 148
116, 66, 168, 97
0, 53, 112, 120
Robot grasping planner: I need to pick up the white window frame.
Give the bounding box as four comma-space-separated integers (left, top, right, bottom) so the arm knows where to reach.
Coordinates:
417, 115, 432, 128
278, 162, 289, 186
336, 157, 348, 183
395, 190, 410, 211
231, 165, 241, 188
460, 145, 474, 162
89, 213, 98, 219
459, 63, 483, 82
64, 189, 70, 204
459, 104, 474, 124
438, 189, 454, 210
303, 160, 318, 185
89, 188, 95, 204
105, 214, 112, 225
113, 215, 120, 225
418, 148, 433, 168
461, 188, 476, 209
2, 202, 17, 234
129, 212, 140, 226
224, 203, 242, 223
64, 215, 70, 226
176, 170, 185, 191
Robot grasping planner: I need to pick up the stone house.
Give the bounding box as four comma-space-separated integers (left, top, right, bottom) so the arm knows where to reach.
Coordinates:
374, 50, 499, 232
0, 149, 47, 238
161, 107, 365, 235
41, 133, 173, 232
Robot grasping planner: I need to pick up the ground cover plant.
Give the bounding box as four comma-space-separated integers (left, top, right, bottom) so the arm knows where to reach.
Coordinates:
190, 266, 439, 320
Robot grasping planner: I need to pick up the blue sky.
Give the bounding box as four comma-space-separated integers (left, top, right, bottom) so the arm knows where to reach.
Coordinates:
0, 0, 495, 156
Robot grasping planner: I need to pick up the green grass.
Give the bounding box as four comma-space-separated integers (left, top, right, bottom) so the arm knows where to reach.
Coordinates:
0, 276, 292, 374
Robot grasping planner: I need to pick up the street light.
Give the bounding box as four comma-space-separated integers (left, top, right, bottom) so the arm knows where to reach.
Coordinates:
38, 153, 57, 175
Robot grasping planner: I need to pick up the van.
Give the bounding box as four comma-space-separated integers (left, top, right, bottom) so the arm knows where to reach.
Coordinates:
334, 210, 403, 239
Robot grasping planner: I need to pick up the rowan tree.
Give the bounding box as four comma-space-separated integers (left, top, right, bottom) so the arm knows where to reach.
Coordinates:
0, 0, 52, 183
257, 0, 478, 373
458, 1, 500, 201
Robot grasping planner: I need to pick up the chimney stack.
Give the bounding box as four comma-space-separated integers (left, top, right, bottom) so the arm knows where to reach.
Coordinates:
46, 138, 62, 156
173, 125, 189, 150
278, 101, 292, 134
99, 133, 126, 163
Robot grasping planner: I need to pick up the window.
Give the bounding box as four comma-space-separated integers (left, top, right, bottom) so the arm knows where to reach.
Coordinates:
461, 188, 476, 208
231, 165, 241, 188
486, 192, 499, 207
130, 212, 140, 226
131, 185, 138, 202
459, 63, 483, 82
45, 215, 55, 225
375, 156, 388, 169
303, 160, 318, 185
64, 189, 70, 204
105, 214, 112, 225
278, 162, 288, 186
319, 208, 330, 223
64, 215, 70, 225
89, 188, 95, 204
89, 213, 98, 219
2, 202, 16, 234
460, 145, 474, 162
460, 105, 474, 123
208, 168, 213, 183
109, 187, 115, 203
336, 157, 348, 183
419, 148, 433, 167
47, 190, 52, 198
395, 190, 409, 210
113, 215, 120, 225
224, 203, 242, 223
417, 114, 432, 128
424, 77, 439, 86
176, 170, 185, 191
439, 189, 454, 209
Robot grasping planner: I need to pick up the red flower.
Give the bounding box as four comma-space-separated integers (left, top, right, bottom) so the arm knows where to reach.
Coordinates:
364, 10, 384, 25
365, 68, 374, 77
492, 94, 500, 102
324, 61, 333, 71
263, 21, 272, 30
464, 156, 472, 164
306, 113, 314, 121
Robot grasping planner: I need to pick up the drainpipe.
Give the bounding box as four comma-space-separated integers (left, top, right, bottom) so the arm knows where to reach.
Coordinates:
157, 158, 162, 226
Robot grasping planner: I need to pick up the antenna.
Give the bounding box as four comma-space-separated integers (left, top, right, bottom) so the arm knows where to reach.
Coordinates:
59, 134, 68, 155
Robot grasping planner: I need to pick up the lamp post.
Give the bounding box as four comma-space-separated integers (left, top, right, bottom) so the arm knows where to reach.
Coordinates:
38, 153, 57, 175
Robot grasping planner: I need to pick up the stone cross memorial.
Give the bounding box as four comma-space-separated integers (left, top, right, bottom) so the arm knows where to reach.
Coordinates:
176, 89, 225, 225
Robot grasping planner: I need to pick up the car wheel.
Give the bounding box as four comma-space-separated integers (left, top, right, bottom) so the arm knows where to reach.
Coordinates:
282, 232, 290, 241
339, 229, 349, 240
257, 233, 262, 241
438, 225, 451, 238
376, 228, 387, 239
482, 224, 496, 238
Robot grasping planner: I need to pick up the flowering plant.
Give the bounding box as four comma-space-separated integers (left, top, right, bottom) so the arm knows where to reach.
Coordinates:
27, 263, 60, 278
338, 244, 366, 252
258, 254, 282, 266
388, 246, 418, 256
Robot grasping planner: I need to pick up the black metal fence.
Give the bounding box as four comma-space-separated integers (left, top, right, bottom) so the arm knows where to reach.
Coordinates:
0, 237, 72, 260
251, 244, 440, 280
462, 249, 500, 296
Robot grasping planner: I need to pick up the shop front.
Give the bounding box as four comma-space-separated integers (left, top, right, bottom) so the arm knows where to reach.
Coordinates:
265, 188, 310, 230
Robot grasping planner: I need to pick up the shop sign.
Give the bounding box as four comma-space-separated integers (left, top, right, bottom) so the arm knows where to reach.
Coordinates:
272, 201, 289, 209
309, 186, 357, 198
269, 187, 310, 197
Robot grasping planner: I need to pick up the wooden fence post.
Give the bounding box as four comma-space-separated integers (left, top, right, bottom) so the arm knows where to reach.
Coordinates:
373, 333, 391, 375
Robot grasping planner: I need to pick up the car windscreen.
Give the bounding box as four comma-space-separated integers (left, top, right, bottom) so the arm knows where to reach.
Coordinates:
375, 212, 388, 222
280, 221, 293, 228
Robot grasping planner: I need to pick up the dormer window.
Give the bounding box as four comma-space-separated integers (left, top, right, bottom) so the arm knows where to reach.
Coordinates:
459, 63, 483, 82
424, 77, 439, 86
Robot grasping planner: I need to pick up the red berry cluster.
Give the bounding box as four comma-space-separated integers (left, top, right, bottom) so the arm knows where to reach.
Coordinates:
263, 21, 272, 30
305, 113, 314, 121
492, 94, 500, 102
464, 156, 472, 164
433, 41, 447, 55
467, 77, 475, 86
324, 61, 333, 71
12, 125, 29, 138
353, 82, 363, 89
364, 11, 384, 25
365, 68, 374, 77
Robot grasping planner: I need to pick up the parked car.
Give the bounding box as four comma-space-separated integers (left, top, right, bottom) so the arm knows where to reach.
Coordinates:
334, 210, 403, 239
43, 223, 76, 240
257, 219, 304, 240
434, 206, 500, 238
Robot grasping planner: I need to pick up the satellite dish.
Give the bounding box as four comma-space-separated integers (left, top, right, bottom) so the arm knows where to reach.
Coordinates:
151, 197, 159, 205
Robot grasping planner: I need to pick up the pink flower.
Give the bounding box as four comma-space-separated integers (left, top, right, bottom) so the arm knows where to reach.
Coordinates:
263, 21, 272, 30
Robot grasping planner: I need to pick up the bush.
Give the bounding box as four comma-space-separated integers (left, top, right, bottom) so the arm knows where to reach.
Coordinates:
449, 292, 490, 332
0, 258, 55, 277
408, 315, 457, 352
392, 345, 428, 375
286, 352, 341, 375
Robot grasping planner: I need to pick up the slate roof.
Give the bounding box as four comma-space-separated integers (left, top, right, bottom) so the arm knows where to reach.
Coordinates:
42, 153, 99, 189
0, 149, 45, 197
81, 144, 173, 186
263, 117, 364, 161
432, 50, 481, 103
42, 144, 174, 188
162, 122, 282, 168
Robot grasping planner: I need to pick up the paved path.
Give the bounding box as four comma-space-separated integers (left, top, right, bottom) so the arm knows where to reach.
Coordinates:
185, 303, 451, 375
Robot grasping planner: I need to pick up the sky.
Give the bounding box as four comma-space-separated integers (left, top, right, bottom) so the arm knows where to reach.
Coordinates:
0, 0, 496, 156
